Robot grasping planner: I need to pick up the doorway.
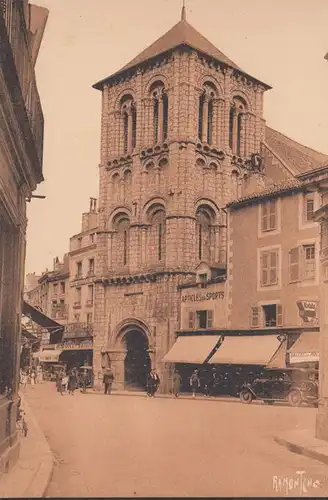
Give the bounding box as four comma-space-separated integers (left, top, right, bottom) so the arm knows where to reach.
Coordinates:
123, 330, 151, 390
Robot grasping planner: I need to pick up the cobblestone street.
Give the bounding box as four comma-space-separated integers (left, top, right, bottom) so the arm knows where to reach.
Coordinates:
21, 383, 328, 497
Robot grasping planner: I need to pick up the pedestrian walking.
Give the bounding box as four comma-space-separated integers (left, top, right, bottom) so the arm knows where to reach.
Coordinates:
146, 369, 160, 397
172, 371, 181, 398
30, 370, 36, 387
20, 371, 27, 390
189, 369, 200, 398
79, 369, 88, 393
103, 368, 114, 395
62, 373, 69, 394
68, 368, 78, 395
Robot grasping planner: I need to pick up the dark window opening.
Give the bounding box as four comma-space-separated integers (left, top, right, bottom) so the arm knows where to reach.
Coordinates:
198, 94, 204, 140
207, 100, 213, 145
123, 230, 128, 266
263, 304, 277, 327
132, 106, 137, 150
229, 106, 235, 150
237, 112, 242, 156
123, 113, 128, 154
198, 224, 202, 260
158, 223, 162, 261
154, 99, 159, 143
163, 93, 168, 140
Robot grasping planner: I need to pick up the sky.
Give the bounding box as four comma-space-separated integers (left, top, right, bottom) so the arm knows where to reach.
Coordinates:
26, 0, 328, 275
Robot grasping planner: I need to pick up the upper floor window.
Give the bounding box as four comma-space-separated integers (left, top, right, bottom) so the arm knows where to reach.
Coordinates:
322, 221, 328, 250
260, 249, 279, 287
53, 283, 58, 294
198, 83, 217, 145
88, 258, 95, 275
229, 97, 247, 156
188, 310, 213, 329
121, 95, 136, 154
90, 233, 95, 244
261, 199, 277, 232
151, 82, 168, 144
303, 193, 315, 223
250, 304, 283, 328
60, 282, 65, 294
114, 215, 130, 267
289, 244, 316, 282
77, 237, 82, 248
76, 261, 82, 278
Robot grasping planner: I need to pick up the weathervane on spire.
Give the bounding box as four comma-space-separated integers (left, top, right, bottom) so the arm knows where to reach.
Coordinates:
181, 0, 187, 21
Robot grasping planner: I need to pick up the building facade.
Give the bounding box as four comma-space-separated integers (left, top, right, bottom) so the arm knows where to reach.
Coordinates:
0, 0, 48, 476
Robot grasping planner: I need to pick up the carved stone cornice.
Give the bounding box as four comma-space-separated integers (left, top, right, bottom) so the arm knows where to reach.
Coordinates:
95, 270, 196, 287
140, 143, 169, 161
106, 155, 133, 171
195, 142, 226, 160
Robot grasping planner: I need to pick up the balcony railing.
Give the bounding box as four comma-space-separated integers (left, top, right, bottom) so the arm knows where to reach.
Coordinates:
63, 322, 93, 339
0, 1, 44, 173
86, 299, 94, 307
73, 301, 81, 309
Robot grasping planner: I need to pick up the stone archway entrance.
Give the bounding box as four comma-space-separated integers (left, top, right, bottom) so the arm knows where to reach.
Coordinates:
123, 329, 151, 390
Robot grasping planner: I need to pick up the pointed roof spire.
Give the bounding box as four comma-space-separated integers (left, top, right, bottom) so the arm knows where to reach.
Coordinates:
181, 0, 186, 21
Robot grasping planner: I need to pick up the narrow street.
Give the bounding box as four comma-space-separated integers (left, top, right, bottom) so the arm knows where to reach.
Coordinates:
23, 383, 328, 497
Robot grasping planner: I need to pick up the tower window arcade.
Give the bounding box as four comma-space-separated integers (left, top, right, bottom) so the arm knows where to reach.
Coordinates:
198, 82, 217, 145
121, 94, 136, 154
229, 96, 247, 156
151, 82, 168, 144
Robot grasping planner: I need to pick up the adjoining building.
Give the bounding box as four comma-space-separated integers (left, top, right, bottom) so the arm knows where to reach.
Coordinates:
0, 0, 48, 476
90, 7, 328, 392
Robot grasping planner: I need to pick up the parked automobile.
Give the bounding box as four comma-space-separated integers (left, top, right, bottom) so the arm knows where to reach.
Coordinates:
239, 369, 318, 407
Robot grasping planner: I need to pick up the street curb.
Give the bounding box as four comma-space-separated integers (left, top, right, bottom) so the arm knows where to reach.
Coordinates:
17, 393, 54, 498
274, 436, 328, 466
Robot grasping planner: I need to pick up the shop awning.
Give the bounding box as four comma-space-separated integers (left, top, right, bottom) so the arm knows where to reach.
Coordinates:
208, 335, 282, 365
161, 335, 221, 364
265, 340, 287, 369
33, 349, 63, 362
22, 301, 64, 343
289, 332, 319, 364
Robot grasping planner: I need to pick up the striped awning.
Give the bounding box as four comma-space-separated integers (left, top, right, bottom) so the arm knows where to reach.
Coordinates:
162, 335, 221, 364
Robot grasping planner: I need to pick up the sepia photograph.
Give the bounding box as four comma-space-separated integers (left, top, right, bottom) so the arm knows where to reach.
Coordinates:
1, 0, 328, 497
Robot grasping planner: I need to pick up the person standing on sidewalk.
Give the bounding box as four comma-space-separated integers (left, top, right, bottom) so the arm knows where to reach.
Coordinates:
189, 369, 200, 398
172, 371, 182, 398
103, 368, 114, 395
68, 368, 78, 395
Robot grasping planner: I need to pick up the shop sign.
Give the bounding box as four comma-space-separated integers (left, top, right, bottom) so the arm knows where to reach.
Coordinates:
289, 352, 319, 364
182, 291, 224, 303
55, 339, 93, 350
297, 300, 318, 323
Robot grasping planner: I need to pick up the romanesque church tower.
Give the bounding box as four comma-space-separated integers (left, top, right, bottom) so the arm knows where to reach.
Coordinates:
92, 7, 271, 391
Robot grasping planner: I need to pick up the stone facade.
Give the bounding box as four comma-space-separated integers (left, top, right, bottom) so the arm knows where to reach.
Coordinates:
0, 0, 48, 477
92, 13, 272, 392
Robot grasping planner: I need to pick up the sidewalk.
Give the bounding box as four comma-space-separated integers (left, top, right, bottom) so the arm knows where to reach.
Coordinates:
274, 428, 328, 466
0, 393, 53, 498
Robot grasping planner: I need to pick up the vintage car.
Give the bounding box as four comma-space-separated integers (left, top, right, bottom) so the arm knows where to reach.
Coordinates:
239, 370, 318, 407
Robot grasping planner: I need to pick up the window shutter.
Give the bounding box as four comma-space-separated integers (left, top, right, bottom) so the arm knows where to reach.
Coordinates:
289, 247, 300, 282
207, 310, 213, 328
261, 204, 268, 232
250, 306, 260, 328
260, 252, 269, 286
188, 311, 195, 329
269, 251, 278, 285
269, 200, 276, 230
276, 304, 283, 327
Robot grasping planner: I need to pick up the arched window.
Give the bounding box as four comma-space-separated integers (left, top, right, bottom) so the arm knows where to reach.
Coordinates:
113, 214, 130, 267
151, 82, 168, 144
198, 82, 217, 145
120, 95, 136, 154
195, 205, 215, 262
229, 97, 246, 156
146, 204, 166, 264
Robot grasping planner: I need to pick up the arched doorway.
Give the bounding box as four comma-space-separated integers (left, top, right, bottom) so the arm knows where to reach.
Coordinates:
123, 329, 151, 390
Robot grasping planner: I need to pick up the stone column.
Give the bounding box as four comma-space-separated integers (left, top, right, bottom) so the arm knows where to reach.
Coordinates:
127, 105, 133, 154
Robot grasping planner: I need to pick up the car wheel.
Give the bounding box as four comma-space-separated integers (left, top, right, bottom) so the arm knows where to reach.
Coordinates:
240, 389, 253, 404
288, 390, 302, 407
